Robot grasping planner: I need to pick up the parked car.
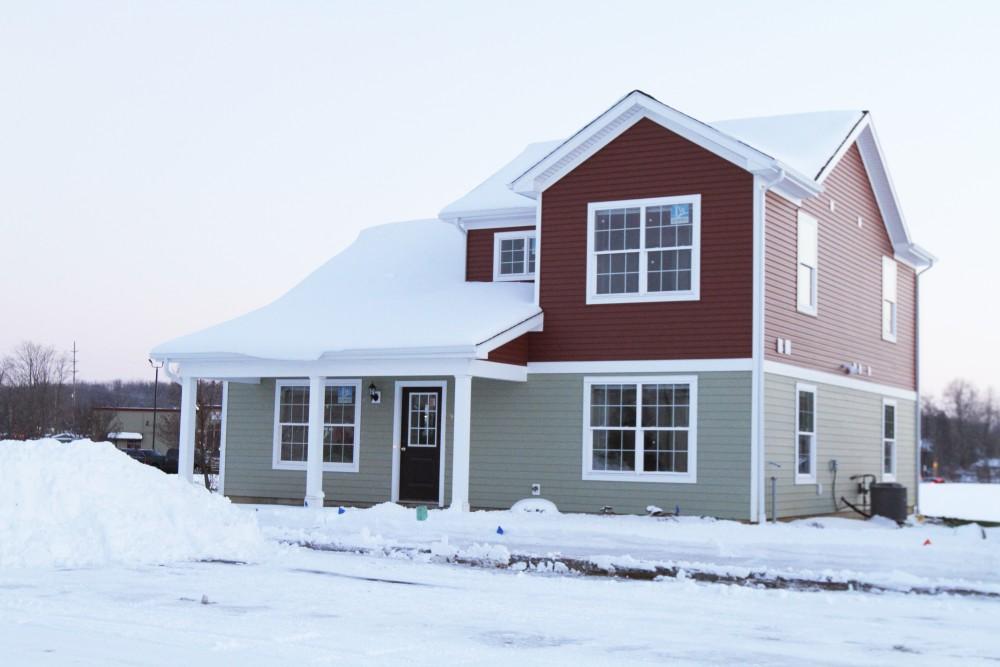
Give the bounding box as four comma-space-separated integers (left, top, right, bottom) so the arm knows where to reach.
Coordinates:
126, 449, 165, 470
162, 448, 217, 475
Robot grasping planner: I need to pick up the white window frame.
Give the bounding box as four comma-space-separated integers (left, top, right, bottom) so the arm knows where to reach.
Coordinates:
272, 378, 362, 472
796, 210, 819, 316
581, 374, 698, 484
493, 230, 536, 281
794, 383, 817, 484
585, 195, 701, 305
882, 398, 897, 482
882, 256, 898, 343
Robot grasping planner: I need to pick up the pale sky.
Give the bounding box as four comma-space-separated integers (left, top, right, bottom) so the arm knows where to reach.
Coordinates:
1, 1, 997, 396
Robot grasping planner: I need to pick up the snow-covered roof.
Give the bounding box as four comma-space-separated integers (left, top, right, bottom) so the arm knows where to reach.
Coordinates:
438, 141, 561, 223
108, 432, 143, 441
711, 111, 865, 180
151, 220, 541, 361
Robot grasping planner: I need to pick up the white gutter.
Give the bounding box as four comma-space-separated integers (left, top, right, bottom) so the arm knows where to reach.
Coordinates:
751, 168, 785, 524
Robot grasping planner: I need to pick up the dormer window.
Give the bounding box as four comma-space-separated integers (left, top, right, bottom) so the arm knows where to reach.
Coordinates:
586, 195, 701, 304
493, 230, 536, 281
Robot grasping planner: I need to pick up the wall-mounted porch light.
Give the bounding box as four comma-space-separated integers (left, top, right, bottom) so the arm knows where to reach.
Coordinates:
368, 382, 381, 405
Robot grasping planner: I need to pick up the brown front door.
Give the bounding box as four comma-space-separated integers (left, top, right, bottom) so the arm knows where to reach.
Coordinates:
398, 387, 442, 502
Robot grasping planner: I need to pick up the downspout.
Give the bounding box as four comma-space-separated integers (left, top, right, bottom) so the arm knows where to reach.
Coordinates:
751, 168, 784, 524
914, 261, 931, 514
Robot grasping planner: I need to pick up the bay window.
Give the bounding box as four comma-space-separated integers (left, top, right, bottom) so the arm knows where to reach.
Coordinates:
586, 195, 700, 304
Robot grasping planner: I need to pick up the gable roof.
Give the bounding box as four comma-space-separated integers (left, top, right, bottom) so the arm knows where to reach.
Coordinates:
711, 110, 865, 180
150, 220, 542, 362
503, 90, 932, 270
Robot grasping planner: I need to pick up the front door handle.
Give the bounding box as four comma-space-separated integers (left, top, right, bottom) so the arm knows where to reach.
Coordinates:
401, 446, 407, 452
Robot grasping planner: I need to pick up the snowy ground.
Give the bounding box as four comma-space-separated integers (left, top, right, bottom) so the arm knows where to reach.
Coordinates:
3, 440, 999, 665
919, 482, 1000, 523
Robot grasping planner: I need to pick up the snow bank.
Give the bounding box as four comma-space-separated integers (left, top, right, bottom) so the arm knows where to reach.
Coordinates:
920, 482, 1000, 522
0, 439, 266, 568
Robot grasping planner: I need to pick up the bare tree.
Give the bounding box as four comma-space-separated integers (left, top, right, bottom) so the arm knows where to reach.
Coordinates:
1, 341, 70, 437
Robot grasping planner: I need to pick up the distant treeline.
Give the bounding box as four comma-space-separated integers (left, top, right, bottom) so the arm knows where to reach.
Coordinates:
922, 379, 999, 480
0, 341, 180, 440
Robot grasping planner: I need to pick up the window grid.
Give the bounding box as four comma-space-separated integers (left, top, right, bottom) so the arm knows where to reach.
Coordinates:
588, 381, 692, 476
883, 402, 896, 478
588, 196, 700, 303
796, 386, 817, 482
495, 232, 536, 279
274, 380, 360, 469
408, 392, 439, 448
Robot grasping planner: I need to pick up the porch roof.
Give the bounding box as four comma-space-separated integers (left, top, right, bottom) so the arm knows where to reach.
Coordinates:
150, 220, 541, 364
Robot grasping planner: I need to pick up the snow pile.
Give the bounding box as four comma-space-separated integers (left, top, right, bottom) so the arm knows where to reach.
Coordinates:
0, 439, 266, 568
920, 482, 1000, 522
255, 502, 1000, 594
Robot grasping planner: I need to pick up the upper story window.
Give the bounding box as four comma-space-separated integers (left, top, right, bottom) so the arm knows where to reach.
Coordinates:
882, 257, 898, 342
493, 231, 536, 281
585, 195, 701, 304
797, 210, 818, 316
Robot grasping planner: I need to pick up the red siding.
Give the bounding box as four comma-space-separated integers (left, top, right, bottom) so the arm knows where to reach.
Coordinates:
466, 226, 534, 282
486, 334, 529, 366
528, 118, 755, 361
764, 144, 916, 389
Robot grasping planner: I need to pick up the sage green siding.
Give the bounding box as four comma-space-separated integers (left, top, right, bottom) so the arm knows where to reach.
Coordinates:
223, 377, 454, 506
763, 373, 917, 519
469, 372, 752, 519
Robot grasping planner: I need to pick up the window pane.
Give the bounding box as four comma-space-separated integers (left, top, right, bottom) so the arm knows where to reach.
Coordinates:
798, 434, 812, 474
280, 386, 309, 424
798, 264, 815, 308
798, 391, 815, 433
883, 439, 894, 474
528, 237, 536, 273
500, 238, 525, 275
884, 404, 895, 439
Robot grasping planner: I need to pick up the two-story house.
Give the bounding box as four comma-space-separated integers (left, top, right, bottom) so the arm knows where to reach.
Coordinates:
151, 91, 933, 521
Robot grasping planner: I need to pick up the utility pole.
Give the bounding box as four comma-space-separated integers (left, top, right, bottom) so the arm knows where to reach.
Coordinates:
149, 359, 163, 451
71, 341, 78, 434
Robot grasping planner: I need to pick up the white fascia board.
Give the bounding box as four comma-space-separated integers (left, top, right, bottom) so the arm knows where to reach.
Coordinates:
763, 360, 917, 401
508, 90, 820, 205
853, 123, 933, 272
527, 358, 752, 374
440, 207, 537, 228
510, 91, 777, 195
475, 312, 544, 358
167, 355, 529, 382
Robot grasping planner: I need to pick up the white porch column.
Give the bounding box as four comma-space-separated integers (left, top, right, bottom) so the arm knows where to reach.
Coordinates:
450, 374, 472, 512
305, 375, 326, 508
177, 375, 197, 484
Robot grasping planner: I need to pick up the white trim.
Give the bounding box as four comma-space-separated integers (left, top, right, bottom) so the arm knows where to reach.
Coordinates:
475, 312, 544, 358
450, 211, 537, 230
164, 356, 518, 381
585, 194, 701, 305
218, 381, 228, 496
581, 374, 698, 484
882, 398, 898, 482
391, 380, 449, 507
794, 383, 818, 485
796, 210, 819, 317
467, 359, 528, 382
178, 375, 196, 483
881, 256, 898, 343
528, 358, 752, 374
533, 192, 542, 308
450, 374, 472, 511
271, 378, 362, 473
492, 229, 536, 281
763, 360, 917, 401
509, 90, 818, 201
